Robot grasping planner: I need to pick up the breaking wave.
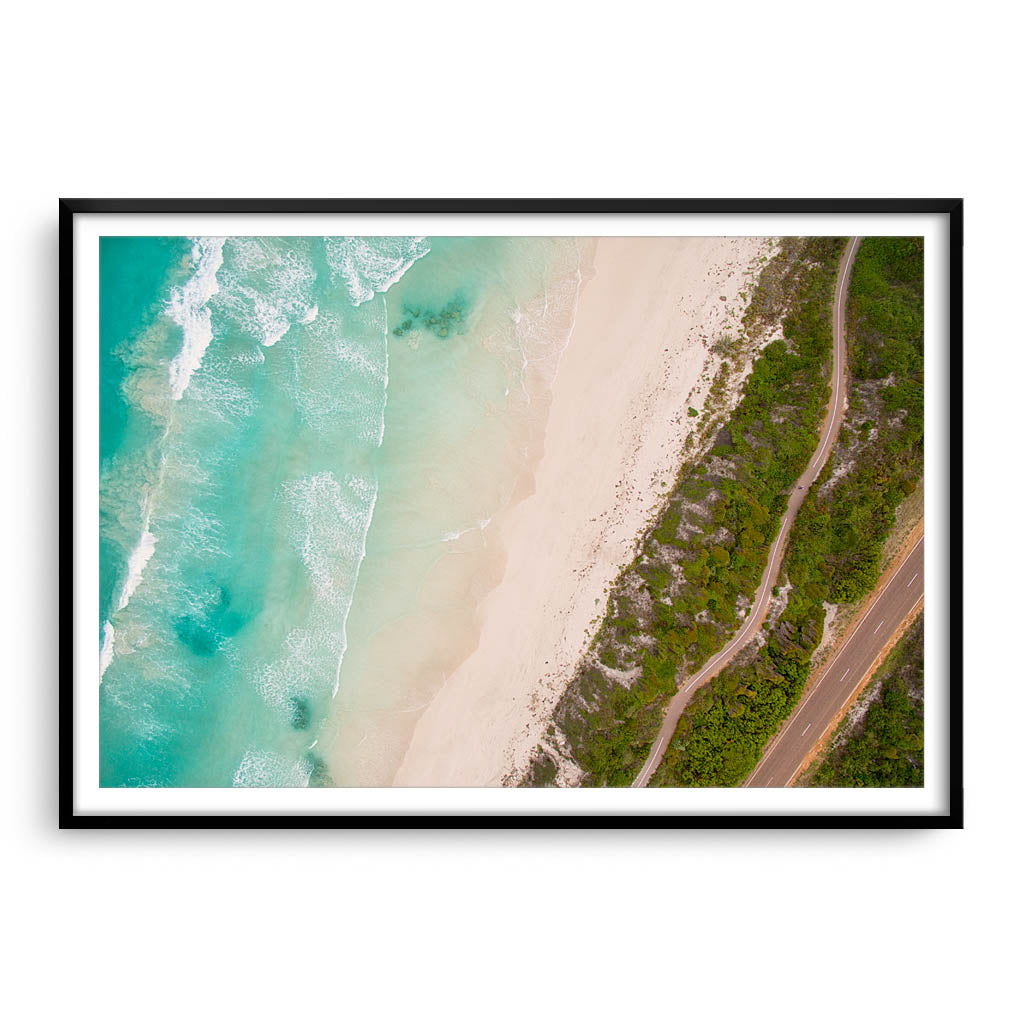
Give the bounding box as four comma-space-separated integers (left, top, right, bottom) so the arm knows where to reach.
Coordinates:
325, 236, 430, 306
167, 238, 226, 400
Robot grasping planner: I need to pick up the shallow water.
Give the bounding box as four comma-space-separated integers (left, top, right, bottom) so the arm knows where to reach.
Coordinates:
99, 234, 583, 786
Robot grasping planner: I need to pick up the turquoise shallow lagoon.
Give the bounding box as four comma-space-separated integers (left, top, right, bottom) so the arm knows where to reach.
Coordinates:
99, 235, 583, 786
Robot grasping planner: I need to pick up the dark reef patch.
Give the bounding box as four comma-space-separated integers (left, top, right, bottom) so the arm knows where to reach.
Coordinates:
307, 753, 333, 787
174, 615, 221, 657
174, 583, 250, 657
288, 696, 312, 731
392, 296, 468, 339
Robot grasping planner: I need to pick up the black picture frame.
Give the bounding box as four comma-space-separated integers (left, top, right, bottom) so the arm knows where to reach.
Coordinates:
62, 197, 963, 829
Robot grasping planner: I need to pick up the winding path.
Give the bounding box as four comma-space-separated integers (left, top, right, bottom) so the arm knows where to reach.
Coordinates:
632, 237, 861, 787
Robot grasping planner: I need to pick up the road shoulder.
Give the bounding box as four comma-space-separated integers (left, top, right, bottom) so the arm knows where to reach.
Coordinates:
792, 598, 923, 786
766, 515, 924, 786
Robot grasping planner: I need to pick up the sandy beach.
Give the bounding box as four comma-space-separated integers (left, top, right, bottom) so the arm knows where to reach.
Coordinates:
392, 236, 774, 786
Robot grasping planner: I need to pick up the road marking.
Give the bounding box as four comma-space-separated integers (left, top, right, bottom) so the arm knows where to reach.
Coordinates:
873, 619, 884, 634
907, 572, 919, 588
840, 668, 849, 681
786, 757, 814, 787
781, 595, 925, 788
744, 537, 923, 784
766, 776, 774, 786
632, 736, 665, 787
801, 722, 812, 736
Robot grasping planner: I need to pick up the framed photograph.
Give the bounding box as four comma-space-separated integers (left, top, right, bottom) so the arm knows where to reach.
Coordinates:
65, 198, 962, 827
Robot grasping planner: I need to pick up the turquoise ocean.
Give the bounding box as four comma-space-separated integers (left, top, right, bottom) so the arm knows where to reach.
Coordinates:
99, 235, 584, 786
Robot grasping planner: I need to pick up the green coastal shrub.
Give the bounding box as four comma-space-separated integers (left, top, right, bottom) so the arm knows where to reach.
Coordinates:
810, 615, 924, 787
653, 237, 924, 787
525, 238, 847, 787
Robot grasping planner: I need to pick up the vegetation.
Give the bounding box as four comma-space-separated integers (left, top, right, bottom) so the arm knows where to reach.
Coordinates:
521, 238, 848, 787
809, 615, 924, 787
652, 237, 924, 787
787, 238, 925, 603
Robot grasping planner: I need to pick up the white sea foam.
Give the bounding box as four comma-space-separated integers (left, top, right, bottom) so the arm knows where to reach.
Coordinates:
215, 238, 318, 347
99, 621, 115, 682
173, 503, 228, 563
324, 236, 430, 306
179, 364, 256, 423
282, 471, 377, 603
287, 311, 387, 441
256, 627, 328, 717
333, 477, 378, 698
233, 750, 313, 788
235, 346, 265, 367
262, 318, 290, 347
379, 298, 391, 448
117, 522, 157, 611
334, 338, 388, 383
505, 242, 586, 405
441, 517, 492, 542
167, 237, 226, 400
256, 470, 379, 715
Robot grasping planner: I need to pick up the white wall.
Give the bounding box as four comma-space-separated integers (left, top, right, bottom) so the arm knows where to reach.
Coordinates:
3, 2, 1016, 1022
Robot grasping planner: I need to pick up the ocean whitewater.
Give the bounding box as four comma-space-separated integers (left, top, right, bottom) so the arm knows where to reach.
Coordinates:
99, 235, 585, 787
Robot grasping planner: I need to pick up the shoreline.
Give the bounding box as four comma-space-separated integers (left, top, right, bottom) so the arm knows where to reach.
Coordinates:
392, 236, 774, 786
321, 238, 587, 786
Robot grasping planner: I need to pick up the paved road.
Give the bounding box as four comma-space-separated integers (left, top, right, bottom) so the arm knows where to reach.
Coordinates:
745, 536, 924, 788
633, 237, 862, 787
